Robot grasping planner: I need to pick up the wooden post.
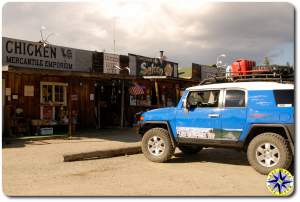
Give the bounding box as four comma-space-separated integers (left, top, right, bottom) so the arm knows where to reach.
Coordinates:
155, 79, 159, 105
120, 79, 125, 128
68, 78, 72, 138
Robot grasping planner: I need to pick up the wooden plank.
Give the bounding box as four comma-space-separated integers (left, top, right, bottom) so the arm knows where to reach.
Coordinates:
63, 145, 142, 162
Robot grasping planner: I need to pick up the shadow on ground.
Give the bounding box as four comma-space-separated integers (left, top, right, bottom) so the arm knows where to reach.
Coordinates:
75, 128, 140, 143
3, 128, 140, 148
170, 148, 295, 174
170, 148, 250, 166
2, 139, 54, 148
3, 139, 27, 148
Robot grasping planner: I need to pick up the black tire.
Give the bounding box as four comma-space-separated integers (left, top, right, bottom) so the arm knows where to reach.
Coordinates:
247, 132, 292, 175
178, 145, 203, 154
141, 128, 175, 163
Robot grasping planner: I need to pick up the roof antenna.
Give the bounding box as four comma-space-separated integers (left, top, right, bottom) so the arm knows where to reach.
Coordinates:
39, 26, 55, 47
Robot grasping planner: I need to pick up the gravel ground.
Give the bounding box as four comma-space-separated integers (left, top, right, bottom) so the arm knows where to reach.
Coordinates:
2, 129, 271, 196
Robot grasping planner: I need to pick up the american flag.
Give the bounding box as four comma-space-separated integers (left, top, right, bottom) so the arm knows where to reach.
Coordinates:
129, 84, 144, 95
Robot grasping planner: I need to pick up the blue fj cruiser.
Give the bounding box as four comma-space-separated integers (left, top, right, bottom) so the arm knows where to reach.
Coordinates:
137, 82, 294, 174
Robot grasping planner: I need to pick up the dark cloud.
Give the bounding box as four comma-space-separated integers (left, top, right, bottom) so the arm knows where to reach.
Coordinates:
2, 1, 294, 66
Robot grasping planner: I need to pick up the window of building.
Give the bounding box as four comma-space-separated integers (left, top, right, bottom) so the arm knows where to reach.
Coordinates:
42, 85, 53, 103
41, 82, 67, 105
225, 90, 245, 107
40, 82, 68, 122
55, 85, 65, 103
188, 90, 220, 108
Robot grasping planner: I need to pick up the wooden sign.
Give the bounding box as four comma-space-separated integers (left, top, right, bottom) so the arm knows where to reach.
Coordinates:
24, 85, 34, 96
103, 53, 120, 74
71, 94, 78, 101
5, 88, 11, 96
12, 94, 18, 100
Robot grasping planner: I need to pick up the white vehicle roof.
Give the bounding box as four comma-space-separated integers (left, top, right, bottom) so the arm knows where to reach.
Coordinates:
187, 82, 294, 91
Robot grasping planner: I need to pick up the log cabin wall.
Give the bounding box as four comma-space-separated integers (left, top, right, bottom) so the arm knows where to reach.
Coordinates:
75, 78, 96, 128
3, 71, 98, 135
67, 77, 97, 129
3, 69, 199, 136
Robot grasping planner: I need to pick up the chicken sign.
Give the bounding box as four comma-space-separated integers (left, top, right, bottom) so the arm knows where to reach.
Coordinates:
2, 37, 92, 72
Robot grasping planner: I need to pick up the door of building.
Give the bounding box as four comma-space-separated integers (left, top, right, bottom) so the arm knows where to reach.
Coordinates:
95, 80, 122, 128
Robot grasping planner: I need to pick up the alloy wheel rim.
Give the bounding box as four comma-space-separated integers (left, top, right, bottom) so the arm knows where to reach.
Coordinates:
255, 143, 280, 168
148, 136, 165, 156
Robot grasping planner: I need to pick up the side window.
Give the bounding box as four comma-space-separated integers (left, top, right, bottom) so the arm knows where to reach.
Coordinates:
188, 90, 220, 108
225, 90, 245, 107
273, 90, 294, 107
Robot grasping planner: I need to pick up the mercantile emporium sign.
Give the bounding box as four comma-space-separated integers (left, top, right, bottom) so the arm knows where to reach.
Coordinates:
2, 37, 84, 71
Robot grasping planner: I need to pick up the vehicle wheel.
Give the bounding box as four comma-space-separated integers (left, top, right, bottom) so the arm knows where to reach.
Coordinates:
141, 128, 175, 163
178, 145, 203, 154
247, 132, 292, 175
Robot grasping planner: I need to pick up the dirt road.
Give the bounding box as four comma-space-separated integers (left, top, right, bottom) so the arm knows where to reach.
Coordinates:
2, 134, 271, 196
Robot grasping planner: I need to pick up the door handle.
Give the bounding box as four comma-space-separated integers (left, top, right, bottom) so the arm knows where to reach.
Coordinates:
208, 114, 220, 118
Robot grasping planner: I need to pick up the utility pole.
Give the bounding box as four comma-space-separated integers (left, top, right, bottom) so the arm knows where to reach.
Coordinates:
113, 17, 116, 53
68, 78, 73, 138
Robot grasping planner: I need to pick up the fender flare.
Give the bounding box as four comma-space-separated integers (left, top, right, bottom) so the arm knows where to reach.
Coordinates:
141, 121, 177, 147
247, 124, 294, 155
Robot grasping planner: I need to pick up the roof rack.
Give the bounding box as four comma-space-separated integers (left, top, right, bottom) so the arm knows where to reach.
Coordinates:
199, 73, 294, 85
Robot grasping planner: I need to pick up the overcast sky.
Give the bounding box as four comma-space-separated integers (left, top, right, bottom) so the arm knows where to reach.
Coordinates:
2, 1, 294, 67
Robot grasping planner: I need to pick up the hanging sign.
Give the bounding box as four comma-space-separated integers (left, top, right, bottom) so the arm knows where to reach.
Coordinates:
128, 54, 178, 77
103, 53, 120, 74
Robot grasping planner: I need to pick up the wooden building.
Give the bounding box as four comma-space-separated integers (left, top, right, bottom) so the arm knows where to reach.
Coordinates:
2, 37, 198, 137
